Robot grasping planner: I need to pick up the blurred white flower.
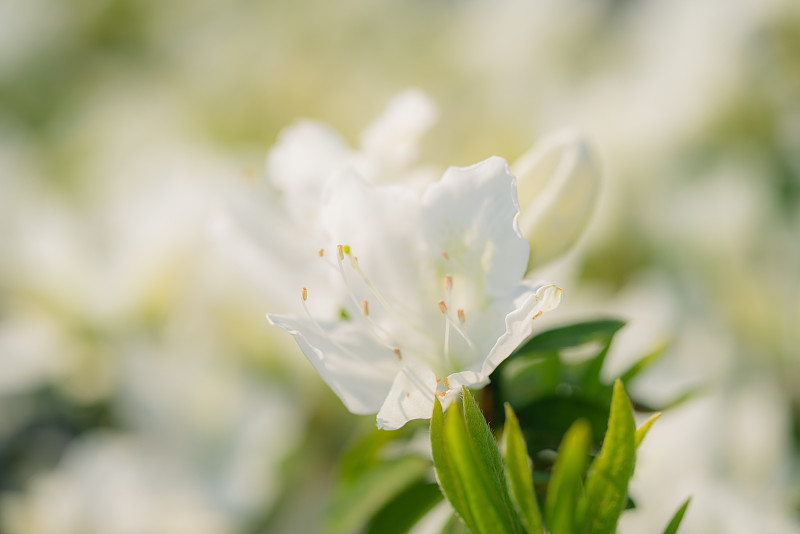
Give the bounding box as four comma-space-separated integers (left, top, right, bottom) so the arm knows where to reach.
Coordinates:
512, 130, 601, 270
1, 434, 233, 534
268, 157, 562, 430
213, 90, 439, 317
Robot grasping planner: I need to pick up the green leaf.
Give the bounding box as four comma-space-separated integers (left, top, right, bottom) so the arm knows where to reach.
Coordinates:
545, 419, 591, 534
661, 497, 691, 534
503, 403, 545, 534
364, 480, 443, 534
581, 379, 637, 534
635, 412, 661, 448
430, 395, 523, 534
462, 386, 520, 530
515, 319, 625, 356
326, 455, 431, 533
431, 398, 474, 530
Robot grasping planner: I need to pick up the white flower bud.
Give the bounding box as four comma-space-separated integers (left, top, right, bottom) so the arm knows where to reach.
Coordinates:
512, 130, 601, 271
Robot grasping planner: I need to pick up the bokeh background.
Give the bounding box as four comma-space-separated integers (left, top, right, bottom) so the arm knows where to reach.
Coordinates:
1, 0, 798, 532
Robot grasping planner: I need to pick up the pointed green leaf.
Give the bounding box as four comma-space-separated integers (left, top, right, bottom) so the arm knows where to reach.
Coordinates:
635, 412, 661, 448
582, 379, 637, 534
431, 394, 522, 534
514, 319, 625, 356
462, 387, 523, 532
545, 419, 591, 534
661, 497, 691, 534
462, 387, 507, 496
503, 403, 545, 534
431, 397, 475, 531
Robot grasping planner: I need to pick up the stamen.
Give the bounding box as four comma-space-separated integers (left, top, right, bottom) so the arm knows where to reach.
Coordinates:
394, 347, 402, 361
440, 300, 451, 364
337, 244, 344, 261
348, 251, 430, 338
442, 251, 450, 260
444, 275, 453, 292
302, 287, 307, 301
361, 299, 369, 316
457, 309, 466, 323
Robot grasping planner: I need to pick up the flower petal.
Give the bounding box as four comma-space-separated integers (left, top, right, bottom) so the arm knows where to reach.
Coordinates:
359, 89, 438, 172
266, 120, 351, 222
375, 364, 438, 430
421, 156, 529, 300
267, 313, 399, 414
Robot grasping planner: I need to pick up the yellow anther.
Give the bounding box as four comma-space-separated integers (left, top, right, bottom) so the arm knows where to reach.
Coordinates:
361, 299, 369, 316
457, 309, 466, 323
438, 300, 448, 314
394, 348, 403, 361
444, 275, 453, 292
442, 251, 450, 260
302, 287, 308, 301
337, 245, 344, 261
318, 248, 324, 257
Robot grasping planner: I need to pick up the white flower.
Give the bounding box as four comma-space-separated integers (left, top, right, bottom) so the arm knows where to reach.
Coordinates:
267, 157, 562, 430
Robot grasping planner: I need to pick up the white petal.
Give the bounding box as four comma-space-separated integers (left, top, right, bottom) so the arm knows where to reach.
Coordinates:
319, 170, 437, 339
480, 283, 563, 377
359, 89, 438, 173
376, 364, 438, 430
422, 156, 529, 299
267, 314, 399, 414
266, 120, 351, 222
512, 130, 601, 269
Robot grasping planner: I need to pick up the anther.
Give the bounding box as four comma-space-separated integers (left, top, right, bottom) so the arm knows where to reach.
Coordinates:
444, 275, 453, 292
442, 251, 450, 260
302, 287, 308, 301
361, 299, 369, 316
394, 348, 403, 361
438, 300, 448, 314
457, 309, 466, 323
337, 245, 344, 261
318, 248, 324, 257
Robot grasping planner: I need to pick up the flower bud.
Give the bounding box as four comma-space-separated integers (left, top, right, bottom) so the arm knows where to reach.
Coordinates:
512, 130, 601, 271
